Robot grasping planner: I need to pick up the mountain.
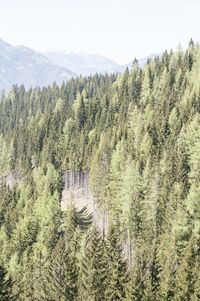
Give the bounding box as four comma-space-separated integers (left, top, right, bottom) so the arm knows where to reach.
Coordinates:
0, 39, 75, 91
0, 43, 200, 300
0, 38, 158, 92
43, 50, 120, 76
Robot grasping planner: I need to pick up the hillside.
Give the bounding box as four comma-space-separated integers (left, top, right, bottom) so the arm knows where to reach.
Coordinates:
0, 38, 158, 93
0, 38, 75, 91
43, 50, 120, 75
0, 41, 200, 300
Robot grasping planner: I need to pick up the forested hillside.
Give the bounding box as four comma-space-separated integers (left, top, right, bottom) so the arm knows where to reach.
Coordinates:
0, 40, 200, 300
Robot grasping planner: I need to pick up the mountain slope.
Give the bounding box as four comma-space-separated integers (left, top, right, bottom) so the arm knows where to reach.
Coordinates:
43, 50, 120, 75
0, 39, 75, 91
0, 43, 200, 299
0, 38, 158, 92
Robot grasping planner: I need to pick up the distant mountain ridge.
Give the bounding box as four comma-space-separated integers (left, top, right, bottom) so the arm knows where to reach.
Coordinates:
0, 38, 157, 91
43, 50, 158, 75
43, 50, 120, 76
0, 38, 75, 91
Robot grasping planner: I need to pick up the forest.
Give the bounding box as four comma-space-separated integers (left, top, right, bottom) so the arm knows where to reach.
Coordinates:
0, 39, 200, 300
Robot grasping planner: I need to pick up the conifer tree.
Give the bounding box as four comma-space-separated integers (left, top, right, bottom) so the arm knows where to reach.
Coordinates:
105, 221, 128, 300
47, 236, 79, 301
79, 225, 108, 301
0, 265, 15, 301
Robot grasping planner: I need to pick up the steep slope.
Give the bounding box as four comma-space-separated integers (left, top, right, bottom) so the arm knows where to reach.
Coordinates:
0, 39, 75, 91
0, 38, 158, 92
0, 43, 200, 299
43, 50, 120, 75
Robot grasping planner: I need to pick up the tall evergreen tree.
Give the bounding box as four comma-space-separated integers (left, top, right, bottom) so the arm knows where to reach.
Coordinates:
105, 221, 128, 300
0, 266, 15, 301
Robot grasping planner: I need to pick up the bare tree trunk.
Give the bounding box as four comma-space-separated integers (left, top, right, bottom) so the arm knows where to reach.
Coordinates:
86, 172, 89, 197
77, 171, 80, 197
65, 172, 67, 190
127, 229, 132, 269
81, 172, 83, 195
70, 171, 72, 189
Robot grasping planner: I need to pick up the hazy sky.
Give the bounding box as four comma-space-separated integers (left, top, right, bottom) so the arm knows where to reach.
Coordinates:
0, 0, 199, 63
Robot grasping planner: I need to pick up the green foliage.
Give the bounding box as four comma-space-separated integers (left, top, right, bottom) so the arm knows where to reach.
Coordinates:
0, 43, 200, 299
105, 221, 128, 300
79, 225, 108, 301
46, 236, 79, 301
0, 265, 15, 300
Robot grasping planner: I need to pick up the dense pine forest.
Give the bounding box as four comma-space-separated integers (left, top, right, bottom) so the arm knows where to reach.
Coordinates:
0, 40, 200, 300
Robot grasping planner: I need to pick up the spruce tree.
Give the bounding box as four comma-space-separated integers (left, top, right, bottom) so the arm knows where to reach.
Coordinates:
79, 225, 108, 301
46, 236, 79, 301
105, 221, 128, 300
0, 266, 15, 301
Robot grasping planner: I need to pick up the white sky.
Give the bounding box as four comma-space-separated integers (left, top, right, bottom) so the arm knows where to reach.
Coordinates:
0, 0, 199, 64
